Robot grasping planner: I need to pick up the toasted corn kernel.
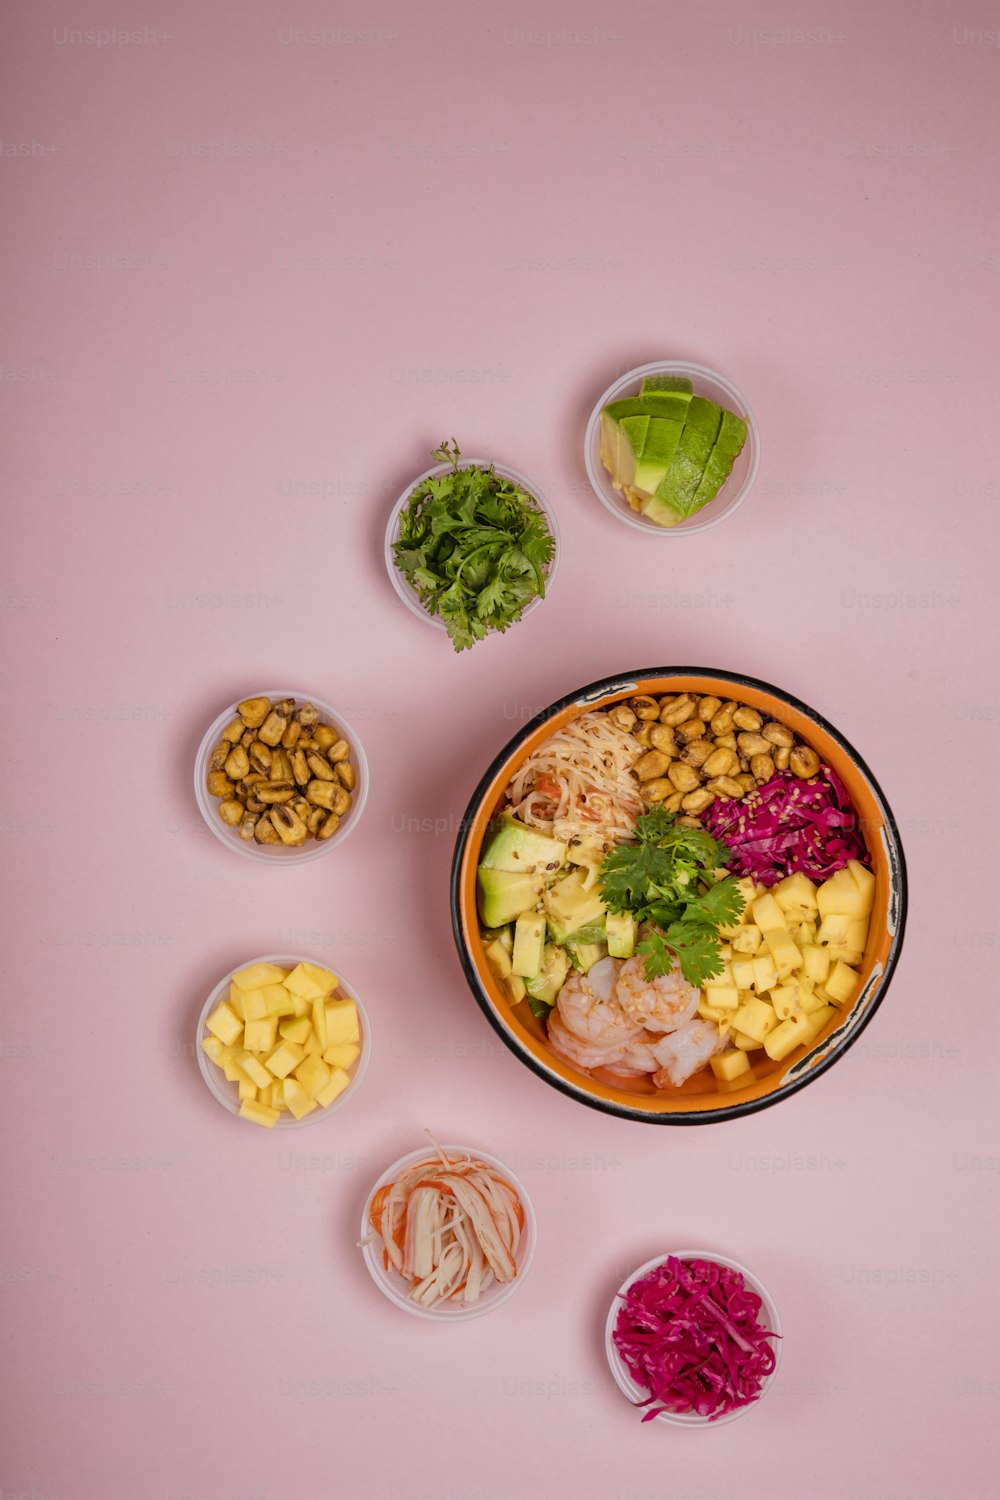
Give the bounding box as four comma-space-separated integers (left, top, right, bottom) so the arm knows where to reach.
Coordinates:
294, 702, 319, 727
269, 805, 307, 846
221, 716, 245, 744
667, 761, 700, 793
714, 732, 738, 751
239, 812, 257, 841
336, 761, 356, 792
312, 725, 337, 751
676, 719, 706, 743
750, 752, 776, 782
680, 740, 713, 768
248, 741, 271, 776
240, 728, 256, 748
703, 747, 738, 778
327, 738, 350, 764
305, 779, 338, 810
306, 751, 335, 781
225, 745, 249, 781
269, 749, 292, 784
790, 745, 820, 778
710, 708, 736, 736
245, 794, 265, 814
256, 780, 295, 804
218, 798, 243, 826
280, 720, 302, 750
306, 806, 326, 835
773, 745, 792, 770
763, 721, 794, 748
290, 748, 311, 787
697, 695, 722, 722
633, 749, 671, 782
631, 695, 660, 721
737, 732, 771, 757
662, 791, 684, 812
706, 775, 744, 800
681, 788, 716, 813
238, 697, 270, 728
206, 771, 235, 798
609, 704, 637, 733
290, 796, 311, 823
735, 773, 756, 793
208, 740, 229, 772
733, 707, 763, 732
660, 694, 695, 727
258, 709, 287, 746
633, 723, 653, 748
254, 815, 280, 844
649, 724, 676, 755
315, 811, 341, 841
644, 777, 672, 803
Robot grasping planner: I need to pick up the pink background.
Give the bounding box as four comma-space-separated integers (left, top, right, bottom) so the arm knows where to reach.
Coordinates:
3, 1, 998, 1496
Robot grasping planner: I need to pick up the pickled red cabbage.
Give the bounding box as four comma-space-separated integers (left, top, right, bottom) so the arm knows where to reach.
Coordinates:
613, 1256, 778, 1422
703, 767, 868, 887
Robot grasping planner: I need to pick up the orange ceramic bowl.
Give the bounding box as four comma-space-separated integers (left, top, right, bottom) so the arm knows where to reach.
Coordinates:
451, 668, 907, 1124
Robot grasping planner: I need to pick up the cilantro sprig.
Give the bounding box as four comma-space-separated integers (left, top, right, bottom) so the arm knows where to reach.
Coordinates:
600, 807, 745, 988
393, 440, 556, 652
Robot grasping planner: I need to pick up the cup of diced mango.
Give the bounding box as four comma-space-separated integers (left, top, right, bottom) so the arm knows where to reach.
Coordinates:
197, 954, 370, 1128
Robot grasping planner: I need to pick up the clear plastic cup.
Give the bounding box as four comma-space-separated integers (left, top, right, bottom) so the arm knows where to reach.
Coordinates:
193, 690, 368, 863
605, 1249, 782, 1426
359, 1143, 536, 1320
584, 360, 760, 535
384, 459, 560, 631
196, 953, 371, 1128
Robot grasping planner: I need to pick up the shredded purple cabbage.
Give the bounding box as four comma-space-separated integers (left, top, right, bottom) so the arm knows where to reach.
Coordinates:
613, 1256, 779, 1422
703, 766, 869, 887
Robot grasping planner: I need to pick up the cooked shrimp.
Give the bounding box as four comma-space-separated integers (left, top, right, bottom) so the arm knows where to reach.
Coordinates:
554, 959, 640, 1047
606, 1031, 662, 1076
651, 1019, 726, 1088
547, 1009, 629, 1072
615, 954, 699, 1034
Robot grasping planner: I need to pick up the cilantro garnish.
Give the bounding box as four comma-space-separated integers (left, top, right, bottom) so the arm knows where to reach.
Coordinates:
600, 807, 745, 988
392, 440, 555, 652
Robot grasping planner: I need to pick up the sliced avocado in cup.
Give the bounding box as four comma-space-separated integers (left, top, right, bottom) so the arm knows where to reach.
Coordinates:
686, 409, 748, 517
640, 374, 694, 394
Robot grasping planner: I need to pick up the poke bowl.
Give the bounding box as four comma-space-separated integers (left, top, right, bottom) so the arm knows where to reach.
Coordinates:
450, 668, 907, 1124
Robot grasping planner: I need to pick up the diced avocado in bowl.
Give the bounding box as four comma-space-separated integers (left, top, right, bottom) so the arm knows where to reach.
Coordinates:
480, 817, 567, 875
477, 868, 544, 928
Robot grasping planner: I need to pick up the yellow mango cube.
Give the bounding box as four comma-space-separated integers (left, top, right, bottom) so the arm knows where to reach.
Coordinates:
200, 1035, 225, 1064
825, 960, 860, 1006
282, 1077, 317, 1120
750, 955, 779, 993
731, 958, 756, 991
279, 1014, 311, 1045
845, 859, 875, 912
205, 1001, 243, 1047
262, 983, 296, 1017
302, 1028, 324, 1056
817, 913, 852, 947
323, 1042, 360, 1070
763, 1012, 813, 1062
238, 1077, 257, 1102
762, 927, 803, 981
711, 1049, 751, 1083
773, 872, 819, 918
239, 989, 269, 1021
315, 1067, 351, 1108
702, 982, 740, 1011
770, 983, 805, 1021
264, 1041, 304, 1079
268, 1079, 285, 1110
239, 1099, 280, 1128
731, 997, 778, 1044
311, 996, 329, 1050
793, 920, 817, 946
752, 893, 787, 932
243, 1015, 278, 1053
732, 925, 762, 956
220, 1051, 244, 1083
803, 1003, 836, 1039
227, 985, 245, 1021
283, 962, 338, 1001
846, 918, 869, 953
801, 945, 831, 984
232, 962, 288, 991
324, 998, 360, 1047
731, 1030, 761, 1051
236, 1052, 272, 1090
293, 1053, 331, 1100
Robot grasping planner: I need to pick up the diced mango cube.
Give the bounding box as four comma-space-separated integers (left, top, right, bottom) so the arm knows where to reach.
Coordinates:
283, 962, 338, 1001
227, 985, 246, 1020
750, 955, 779, 993
205, 1001, 243, 1047
293, 1053, 331, 1100
264, 1041, 304, 1080
322, 1042, 360, 1070
732, 925, 762, 955
817, 913, 852, 947
232, 963, 288, 991
239, 989, 269, 1021
237, 1052, 272, 1090
238, 1077, 257, 1102
269, 1079, 285, 1110
731, 1030, 761, 1051
731, 997, 778, 1044
282, 1077, 317, 1120
243, 1015, 278, 1053
221, 1051, 244, 1082
846, 918, 869, 954
845, 859, 875, 912
200, 1035, 225, 1063
801, 945, 831, 984
711, 1049, 751, 1083
751, 893, 787, 932
762, 927, 803, 981
803, 1003, 836, 1039
825, 960, 860, 1006
278, 1014, 311, 1045
324, 998, 359, 1046
770, 983, 805, 1021
773, 872, 819, 918
731, 958, 756, 991
315, 1067, 351, 1108
702, 982, 740, 1011
793, 920, 817, 946
239, 1099, 280, 1128
262, 983, 296, 1017
311, 996, 329, 1050
302, 1028, 324, 1056
763, 1012, 814, 1062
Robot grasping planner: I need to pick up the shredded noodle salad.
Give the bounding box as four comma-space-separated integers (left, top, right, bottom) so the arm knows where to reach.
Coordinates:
505, 711, 645, 845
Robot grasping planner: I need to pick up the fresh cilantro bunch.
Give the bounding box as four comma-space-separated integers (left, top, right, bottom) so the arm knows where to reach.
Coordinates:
393, 440, 555, 652
600, 806, 746, 988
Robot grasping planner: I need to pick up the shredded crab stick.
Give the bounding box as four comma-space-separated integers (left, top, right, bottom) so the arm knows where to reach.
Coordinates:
362, 1142, 524, 1308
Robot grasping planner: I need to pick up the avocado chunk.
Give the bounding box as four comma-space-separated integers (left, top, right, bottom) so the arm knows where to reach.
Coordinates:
604, 391, 693, 423
687, 410, 748, 516
524, 944, 571, 1007
480, 817, 567, 876
544, 869, 607, 943
644, 397, 723, 525
611, 414, 650, 490
640, 374, 694, 394
477, 868, 543, 928
606, 912, 637, 959
567, 939, 608, 973
634, 416, 685, 494
512, 913, 546, 979
484, 937, 513, 980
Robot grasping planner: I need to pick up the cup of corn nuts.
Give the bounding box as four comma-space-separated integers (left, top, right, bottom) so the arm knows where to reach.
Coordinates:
193, 691, 369, 863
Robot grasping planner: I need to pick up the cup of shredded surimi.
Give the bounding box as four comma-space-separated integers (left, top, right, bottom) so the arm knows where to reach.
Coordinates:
358, 1135, 537, 1320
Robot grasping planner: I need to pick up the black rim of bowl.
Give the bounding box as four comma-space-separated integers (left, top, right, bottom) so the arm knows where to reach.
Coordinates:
450, 666, 908, 1125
